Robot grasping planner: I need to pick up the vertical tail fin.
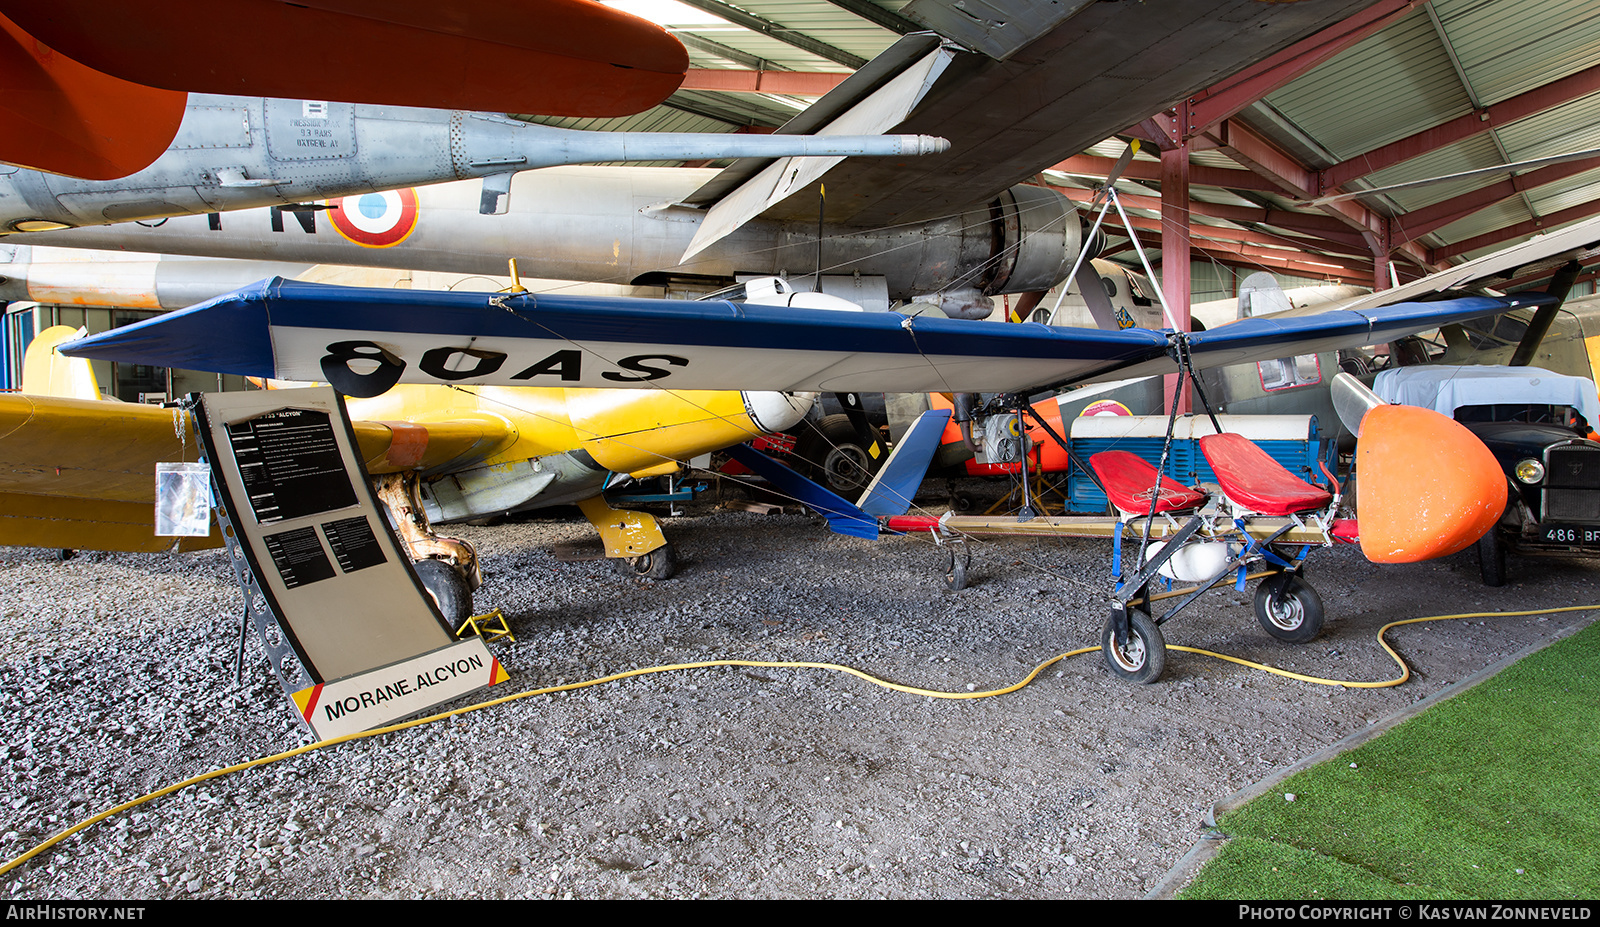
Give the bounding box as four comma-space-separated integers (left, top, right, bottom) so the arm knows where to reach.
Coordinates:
21, 326, 105, 400
857, 409, 950, 518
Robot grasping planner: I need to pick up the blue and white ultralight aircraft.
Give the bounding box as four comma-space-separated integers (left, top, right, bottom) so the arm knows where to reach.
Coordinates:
60, 253, 1572, 682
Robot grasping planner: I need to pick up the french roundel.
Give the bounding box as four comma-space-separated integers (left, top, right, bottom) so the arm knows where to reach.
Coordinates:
328, 188, 419, 248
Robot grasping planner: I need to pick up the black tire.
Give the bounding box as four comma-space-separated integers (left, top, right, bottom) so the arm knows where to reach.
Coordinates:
944, 544, 970, 591
1101, 611, 1166, 684
414, 558, 473, 631
1253, 574, 1324, 644
1477, 527, 1507, 587
621, 542, 676, 581
795, 414, 876, 500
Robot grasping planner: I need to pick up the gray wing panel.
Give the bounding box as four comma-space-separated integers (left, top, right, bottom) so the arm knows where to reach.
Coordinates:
717, 0, 1384, 229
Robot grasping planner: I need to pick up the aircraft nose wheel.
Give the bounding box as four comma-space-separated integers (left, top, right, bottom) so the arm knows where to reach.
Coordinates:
943, 542, 971, 591
1253, 573, 1324, 643
1101, 611, 1165, 684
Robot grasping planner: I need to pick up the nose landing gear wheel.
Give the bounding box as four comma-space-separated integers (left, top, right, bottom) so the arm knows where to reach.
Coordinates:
1253, 574, 1324, 643
943, 543, 970, 591
1101, 611, 1165, 684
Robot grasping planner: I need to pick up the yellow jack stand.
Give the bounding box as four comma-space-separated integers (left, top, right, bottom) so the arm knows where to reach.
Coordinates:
455, 607, 515, 643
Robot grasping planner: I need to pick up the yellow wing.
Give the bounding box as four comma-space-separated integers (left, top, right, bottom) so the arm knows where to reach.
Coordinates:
0, 393, 220, 552
1, 382, 514, 562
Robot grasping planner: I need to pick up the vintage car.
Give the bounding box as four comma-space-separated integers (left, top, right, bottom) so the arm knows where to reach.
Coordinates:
1373, 365, 1600, 586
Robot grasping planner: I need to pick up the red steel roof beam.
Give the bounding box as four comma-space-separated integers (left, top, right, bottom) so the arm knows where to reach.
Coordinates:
1429, 198, 1600, 262
1050, 184, 1371, 249
1320, 63, 1600, 192
1115, 212, 1373, 259
1185, 0, 1421, 136
1392, 156, 1600, 244
1124, 231, 1373, 284
1499, 261, 1600, 293
1206, 119, 1440, 271
1049, 154, 1283, 193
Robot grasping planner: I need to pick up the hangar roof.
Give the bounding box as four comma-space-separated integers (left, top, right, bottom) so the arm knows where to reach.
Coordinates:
520, 0, 1600, 292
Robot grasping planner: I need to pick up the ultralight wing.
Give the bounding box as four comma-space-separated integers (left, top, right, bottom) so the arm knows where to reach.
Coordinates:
59, 278, 1556, 398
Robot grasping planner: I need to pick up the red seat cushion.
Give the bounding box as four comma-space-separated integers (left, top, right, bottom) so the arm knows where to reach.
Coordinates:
1089, 450, 1207, 514
1198, 433, 1331, 516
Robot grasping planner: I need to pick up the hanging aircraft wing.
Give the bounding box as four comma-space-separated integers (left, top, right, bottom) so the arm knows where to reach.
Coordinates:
58, 278, 1556, 399
0, 0, 687, 180
0, 392, 513, 552
681, 0, 1384, 257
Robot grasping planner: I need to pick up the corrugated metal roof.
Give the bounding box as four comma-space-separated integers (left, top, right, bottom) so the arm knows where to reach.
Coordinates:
1360, 134, 1505, 213
1494, 92, 1600, 154
1263, 7, 1470, 161
485, 2, 1600, 282
1530, 168, 1600, 214
1434, 0, 1600, 104
1430, 197, 1529, 244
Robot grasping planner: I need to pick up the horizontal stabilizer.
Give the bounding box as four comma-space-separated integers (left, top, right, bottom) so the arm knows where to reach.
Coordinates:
60, 278, 1556, 398
724, 443, 877, 539
680, 44, 957, 262
857, 409, 950, 518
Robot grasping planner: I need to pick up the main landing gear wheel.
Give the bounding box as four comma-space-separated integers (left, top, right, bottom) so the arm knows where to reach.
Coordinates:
796, 414, 875, 500
621, 543, 676, 581
415, 558, 472, 630
1101, 611, 1165, 684
943, 544, 971, 591
1477, 528, 1507, 588
1253, 574, 1324, 643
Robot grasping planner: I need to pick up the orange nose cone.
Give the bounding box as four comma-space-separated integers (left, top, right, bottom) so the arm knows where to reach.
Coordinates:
1356, 404, 1506, 563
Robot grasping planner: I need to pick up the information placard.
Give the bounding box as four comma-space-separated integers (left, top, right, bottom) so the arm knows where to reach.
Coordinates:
194, 387, 507, 738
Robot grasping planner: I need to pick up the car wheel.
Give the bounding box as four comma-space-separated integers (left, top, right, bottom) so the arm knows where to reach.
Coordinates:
1477, 528, 1507, 587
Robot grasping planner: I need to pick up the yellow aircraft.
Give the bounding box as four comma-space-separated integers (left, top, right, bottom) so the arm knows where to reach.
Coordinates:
0, 324, 813, 620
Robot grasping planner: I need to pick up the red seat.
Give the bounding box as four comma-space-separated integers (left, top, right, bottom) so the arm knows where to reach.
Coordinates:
1198, 433, 1331, 516
1089, 450, 1207, 514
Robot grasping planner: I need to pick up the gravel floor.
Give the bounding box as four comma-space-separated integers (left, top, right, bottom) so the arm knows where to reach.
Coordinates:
3, 494, 1597, 899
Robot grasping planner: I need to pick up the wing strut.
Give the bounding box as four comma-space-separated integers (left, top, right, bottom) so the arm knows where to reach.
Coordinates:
1052, 150, 1180, 331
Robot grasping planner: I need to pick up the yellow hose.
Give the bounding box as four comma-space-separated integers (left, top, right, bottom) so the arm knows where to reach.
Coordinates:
3, 601, 1595, 879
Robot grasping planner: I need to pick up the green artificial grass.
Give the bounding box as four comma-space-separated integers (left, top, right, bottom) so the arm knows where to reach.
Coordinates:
1179, 620, 1600, 900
